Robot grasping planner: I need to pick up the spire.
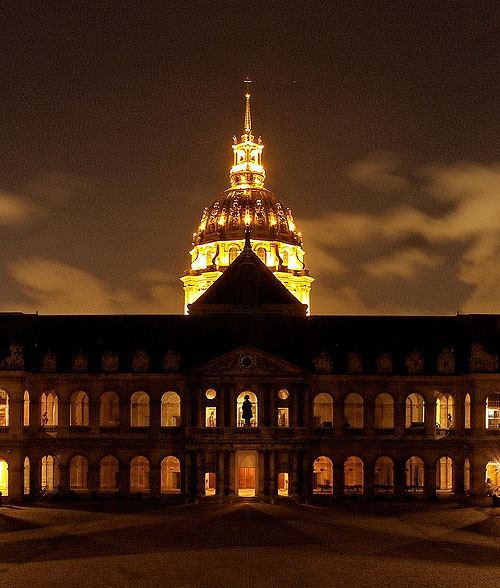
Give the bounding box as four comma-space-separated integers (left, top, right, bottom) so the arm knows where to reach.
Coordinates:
244, 77, 252, 136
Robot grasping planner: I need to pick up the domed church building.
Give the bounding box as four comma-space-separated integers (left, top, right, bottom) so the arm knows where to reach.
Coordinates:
0, 87, 500, 504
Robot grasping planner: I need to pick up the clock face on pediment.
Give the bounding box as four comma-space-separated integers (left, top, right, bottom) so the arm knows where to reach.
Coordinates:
188, 345, 306, 377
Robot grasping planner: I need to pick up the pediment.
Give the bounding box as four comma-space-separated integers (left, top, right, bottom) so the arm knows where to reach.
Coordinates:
189, 345, 307, 377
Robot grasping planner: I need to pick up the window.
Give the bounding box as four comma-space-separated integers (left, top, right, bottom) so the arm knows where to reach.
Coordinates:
485, 461, 500, 495
23, 391, 29, 426
277, 407, 289, 427
256, 247, 266, 264
205, 388, 216, 400
406, 393, 425, 428
374, 456, 394, 493
313, 393, 333, 427
229, 247, 239, 264
344, 393, 364, 428
405, 456, 424, 492
100, 391, 120, 427
0, 459, 7, 497
70, 455, 89, 490
130, 456, 150, 493
23, 457, 30, 495
282, 250, 289, 267
278, 472, 289, 496
374, 393, 394, 429
70, 391, 89, 426
0, 390, 8, 427
464, 458, 471, 493
41, 391, 58, 426
436, 457, 453, 491
237, 391, 258, 427
486, 393, 500, 429
130, 392, 150, 427
436, 393, 454, 429
41, 455, 59, 491
100, 456, 119, 492
161, 456, 181, 493
205, 472, 216, 496
313, 456, 333, 494
161, 391, 181, 427
205, 407, 216, 427
465, 393, 471, 429
344, 456, 363, 494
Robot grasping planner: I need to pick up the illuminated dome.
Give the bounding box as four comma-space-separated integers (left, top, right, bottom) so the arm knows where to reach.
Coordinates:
182, 81, 313, 313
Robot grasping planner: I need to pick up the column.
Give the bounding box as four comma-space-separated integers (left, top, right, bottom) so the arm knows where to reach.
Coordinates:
269, 451, 276, 496
149, 464, 161, 497
258, 451, 266, 497
228, 451, 236, 496
363, 463, 375, 498
454, 457, 465, 496
393, 460, 406, 499
217, 451, 225, 497
424, 463, 437, 499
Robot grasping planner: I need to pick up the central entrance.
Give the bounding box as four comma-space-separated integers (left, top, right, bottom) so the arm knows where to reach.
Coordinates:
236, 450, 258, 497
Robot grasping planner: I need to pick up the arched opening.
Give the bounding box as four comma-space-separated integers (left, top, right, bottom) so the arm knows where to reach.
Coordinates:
70, 391, 89, 427
282, 250, 289, 267
465, 393, 471, 429
70, 455, 89, 491
237, 451, 257, 497
486, 393, 500, 429
313, 456, 333, 494
23, 457, 30, 495
374, 456, 394, 494
23, 390, 29, 426
100, 391, 120, 427
405, 456, 424, 492
100, 455, 119, 492
464, 458, 471, 493
374, 393, 394, 429
344, 393, 364, 428
406, 393, 425, 428
313, 393, 333, 427
130, 456, 150, 494
130, 391, 150, 427
161, 456, 181, 494
205, 472, 216, 496
485, 461, 500, 496
436, 393, 454, 429
0, 390, 8, 427
0, 459, 8, 497
344, 456, 363, 495
436, 456, 453, 492
41, 455, 60, 491
229, 247, 239, 264
41, 391, 58, 426
278, 472, 289, 496
161, 392, 181, 427
237, 391, 258, 427
256, 247, 266, 264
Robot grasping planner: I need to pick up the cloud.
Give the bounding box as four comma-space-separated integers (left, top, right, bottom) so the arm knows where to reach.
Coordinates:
22, 172, 95, 205
363, 248, 443, 279
347, 151, 408, 191
0, 191, 38, 225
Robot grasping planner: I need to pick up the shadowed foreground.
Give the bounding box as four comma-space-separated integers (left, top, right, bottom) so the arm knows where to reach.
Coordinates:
0, 501, 499, 587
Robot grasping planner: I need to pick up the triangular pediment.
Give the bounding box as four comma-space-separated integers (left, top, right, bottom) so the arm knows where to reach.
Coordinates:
188, 345, 308, 377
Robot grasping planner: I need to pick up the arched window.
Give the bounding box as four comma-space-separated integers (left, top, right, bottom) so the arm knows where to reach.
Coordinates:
0, 390, 8, 427
130, 392, 150, 427
313, 456, 333, 494
405, 456, 424, 492
256, 247, 266, 264
23, 390, 29, 426
23, 457, 30, 495
40, 391, 58, 426
100, 391, 120, 427
70, 455, 89, 490
406, 393, 425, 428
100, 455, 119, 491
485, 460, 500, 494
374, 456, 394, 493
237, 391, 258, 427
229, 247, 239, 264
161, 392, 181, 427
70, 391, 89, 427
161, 456, 181, 493
344, 393, 364, 428
41, 455, 59, 491
465, 393, 471, 429
0, 459, 8, 497
130, 456, 150, 493
464, 458, 470, 493
436, 393, 454, 429
374, 393, 394, 429
282, 250, 289, 267
436, 456, 453, 491
313, 393, 333, 427
486, 393, 500, 429
344, 456, 363, 494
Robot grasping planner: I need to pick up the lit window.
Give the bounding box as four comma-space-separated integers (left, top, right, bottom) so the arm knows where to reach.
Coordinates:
237, 391, 258, 427
405, 456, 424, 492
344, 393, 364, 428
436, 393, 454, 429
100, 391, 120, 427
205, 472, 216, 496
229, 247, 239, 264
256, 247, 266, 264
486, 393, 500, 429
23, 457, 29, 495
374, 456, 394, 494
41, 455, 59, 491
205, 407, 216, 427
161, 456, 181, 494
70, 455, 89, 490
406, 393, 425, 428
161, 392, 181, 427
277, 472, 289, 496
0, 459, 8, 497
374, 393, 394, 429
313, 456, 333, 494
0, 390, 9, 427
100, 455, 119, 492
437, 456, 453, 491
277, 407, 289, 427
23, 391, 29, 426
40, 391, 58, 426
465, 393, 471, 429
130, 391, 150, 427
130, 456, 150, 494
313, 393, 333, 427
70, 391, 89, 427
344, 456, 363, 495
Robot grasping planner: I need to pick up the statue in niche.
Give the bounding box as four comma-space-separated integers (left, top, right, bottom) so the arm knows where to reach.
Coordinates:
102, 350, 118, 372
41, 350, 57, 372
376, 352, 393, 374
347, 352, 363, 374
437, 348, 455, 374
469, 343, 498, 373
163, 350, 180, 372
72, 352, 88, 372
1, 344, 25, 370
242, 394, 253, 426
313, 351, 333, 374
405, 349, 424, 374
132, 350, 149, 372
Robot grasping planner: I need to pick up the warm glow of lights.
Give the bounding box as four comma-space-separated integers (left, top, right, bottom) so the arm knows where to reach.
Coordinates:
0, 460, 7, 496
244, 211, 251, 225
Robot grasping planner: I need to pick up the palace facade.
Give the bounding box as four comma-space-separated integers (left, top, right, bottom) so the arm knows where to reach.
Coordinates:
0, 88, 500, 503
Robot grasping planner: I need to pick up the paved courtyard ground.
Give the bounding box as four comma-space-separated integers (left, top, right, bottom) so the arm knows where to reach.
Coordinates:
0, 499, 499, 587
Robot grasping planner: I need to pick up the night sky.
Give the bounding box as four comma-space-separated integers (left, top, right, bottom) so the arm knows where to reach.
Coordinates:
2, 2, 500, 316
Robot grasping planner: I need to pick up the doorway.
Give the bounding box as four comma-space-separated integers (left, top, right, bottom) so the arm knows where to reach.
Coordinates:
236, 451, 258, 497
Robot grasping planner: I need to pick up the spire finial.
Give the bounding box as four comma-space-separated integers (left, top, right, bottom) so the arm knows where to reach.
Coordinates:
244, 77, 252, 134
